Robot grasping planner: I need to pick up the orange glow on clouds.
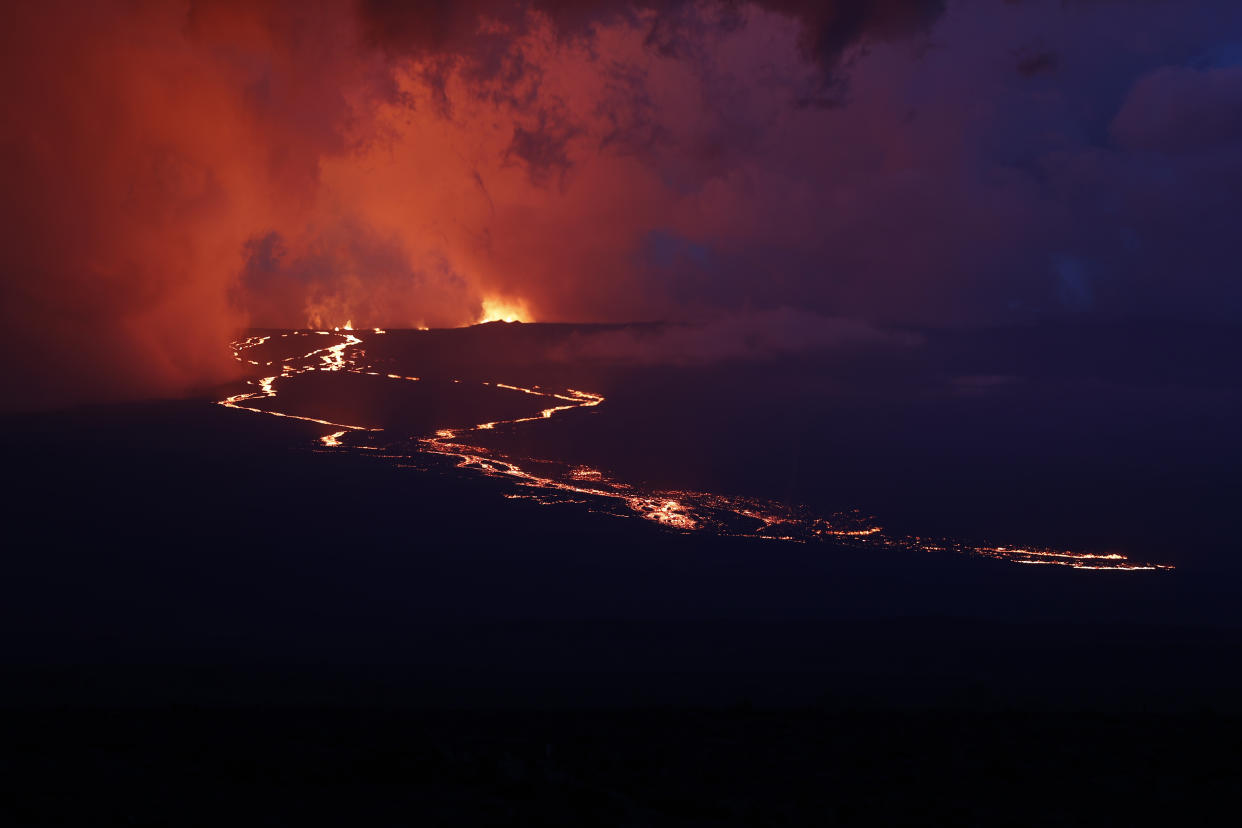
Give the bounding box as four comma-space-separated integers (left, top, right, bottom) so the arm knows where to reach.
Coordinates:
7, 0, 877, 409
17, 0, 1207, 410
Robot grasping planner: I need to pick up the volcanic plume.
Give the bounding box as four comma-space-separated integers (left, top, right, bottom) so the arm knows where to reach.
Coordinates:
3, 1, 1240, 408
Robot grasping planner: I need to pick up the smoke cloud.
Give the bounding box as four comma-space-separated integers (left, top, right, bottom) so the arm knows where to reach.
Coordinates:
549, 308, 919, 365
2, 0, 1240, 408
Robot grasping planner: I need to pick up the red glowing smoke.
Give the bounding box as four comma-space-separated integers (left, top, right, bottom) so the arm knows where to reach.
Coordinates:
5, 1, 1237, 408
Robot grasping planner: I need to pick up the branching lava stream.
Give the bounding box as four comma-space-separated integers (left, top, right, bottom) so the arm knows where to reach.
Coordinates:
217, 329, 1173, 572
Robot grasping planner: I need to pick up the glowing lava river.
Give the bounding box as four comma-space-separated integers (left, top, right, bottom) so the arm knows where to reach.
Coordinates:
218, 328, 1173, 572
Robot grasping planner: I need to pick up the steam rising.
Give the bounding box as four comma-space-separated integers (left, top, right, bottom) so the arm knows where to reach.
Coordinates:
3, 0, 1239, 408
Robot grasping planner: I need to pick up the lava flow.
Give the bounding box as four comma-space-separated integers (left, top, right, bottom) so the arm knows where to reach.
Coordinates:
218, 332, 382, 434
217, 329, 1173, 572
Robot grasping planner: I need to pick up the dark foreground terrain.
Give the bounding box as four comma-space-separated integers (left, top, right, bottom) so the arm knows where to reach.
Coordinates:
7, 708, 1240, 826
3, 321, 1241, 824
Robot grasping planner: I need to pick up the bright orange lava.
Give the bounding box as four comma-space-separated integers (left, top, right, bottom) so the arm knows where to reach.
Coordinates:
217, 329, 1174, 573
477, 297, 531, 324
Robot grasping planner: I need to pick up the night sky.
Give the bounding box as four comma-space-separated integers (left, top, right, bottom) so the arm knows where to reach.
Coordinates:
4, 0, 1241, 409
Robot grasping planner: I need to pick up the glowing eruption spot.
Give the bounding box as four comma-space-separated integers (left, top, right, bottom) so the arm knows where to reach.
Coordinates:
478, 297, 531, 324
629, 498, 698, 530
321, 431, 346, 447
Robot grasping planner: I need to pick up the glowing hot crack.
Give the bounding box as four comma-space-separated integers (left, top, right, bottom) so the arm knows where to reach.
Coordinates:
216, 329, 1173, 573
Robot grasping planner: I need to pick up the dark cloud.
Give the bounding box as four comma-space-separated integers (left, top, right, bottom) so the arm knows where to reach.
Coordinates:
504, 107, 581, 184
1111, 65, 1242, 153
756, 0, 944, 67
358, 0, 946, 73
1016, 50, 1058, 76
595, 61, 668, 154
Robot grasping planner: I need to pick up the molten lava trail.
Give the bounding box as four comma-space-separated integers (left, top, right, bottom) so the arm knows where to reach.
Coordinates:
217, 329, 1173, 572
